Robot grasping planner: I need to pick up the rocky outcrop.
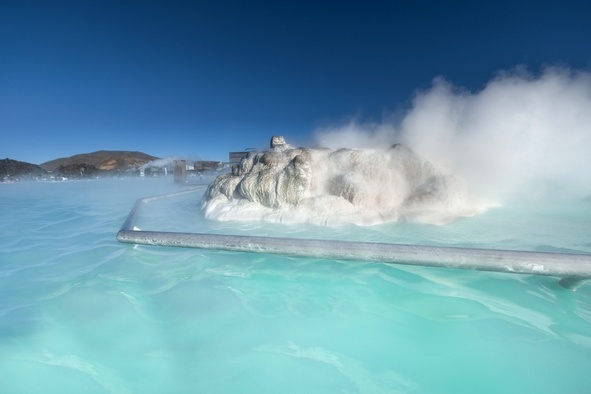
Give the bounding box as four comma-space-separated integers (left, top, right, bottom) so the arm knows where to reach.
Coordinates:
202, 137, 480, 226
0, 158, 47, 181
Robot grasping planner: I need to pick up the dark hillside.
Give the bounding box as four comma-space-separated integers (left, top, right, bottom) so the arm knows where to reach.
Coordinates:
40, 150, 160, 173
1, 158, 47, 180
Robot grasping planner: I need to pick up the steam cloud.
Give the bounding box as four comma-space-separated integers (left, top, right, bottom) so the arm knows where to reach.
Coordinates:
315, 67, 591, 203
140, 157, 177, 170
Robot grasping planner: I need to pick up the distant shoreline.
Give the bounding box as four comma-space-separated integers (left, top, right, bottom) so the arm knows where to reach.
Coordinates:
1, 151, 226, 182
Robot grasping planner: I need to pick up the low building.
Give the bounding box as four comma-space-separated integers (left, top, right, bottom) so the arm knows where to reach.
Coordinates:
193, 161, 222, 171
229, 149, 256, 166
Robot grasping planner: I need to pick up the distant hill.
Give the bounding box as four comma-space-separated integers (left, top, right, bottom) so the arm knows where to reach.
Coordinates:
1, 158, 47, 180
40, 150, 160, 173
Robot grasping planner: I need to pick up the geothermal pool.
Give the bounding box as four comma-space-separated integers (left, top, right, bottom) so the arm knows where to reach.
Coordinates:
1, 177, 590, 393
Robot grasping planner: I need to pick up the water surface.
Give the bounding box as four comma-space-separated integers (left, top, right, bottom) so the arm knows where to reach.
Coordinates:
1, 177, 590, 393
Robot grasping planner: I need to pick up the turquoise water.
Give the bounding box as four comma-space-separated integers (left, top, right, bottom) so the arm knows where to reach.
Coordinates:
1, 177, 590, 393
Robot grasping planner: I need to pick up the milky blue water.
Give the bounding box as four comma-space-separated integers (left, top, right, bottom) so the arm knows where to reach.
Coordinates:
1, 177, 590, 393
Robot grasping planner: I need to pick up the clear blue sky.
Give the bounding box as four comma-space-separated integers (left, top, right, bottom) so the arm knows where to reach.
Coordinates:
2, 0, 590, 164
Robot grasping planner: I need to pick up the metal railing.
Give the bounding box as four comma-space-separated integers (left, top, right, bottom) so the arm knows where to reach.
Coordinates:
117, 188, 591, 290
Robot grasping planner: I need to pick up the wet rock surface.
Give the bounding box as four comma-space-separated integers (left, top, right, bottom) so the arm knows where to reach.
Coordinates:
202, 137, 479, 225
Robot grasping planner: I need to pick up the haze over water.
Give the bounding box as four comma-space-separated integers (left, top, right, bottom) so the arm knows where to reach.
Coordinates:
201, 68, 591, 231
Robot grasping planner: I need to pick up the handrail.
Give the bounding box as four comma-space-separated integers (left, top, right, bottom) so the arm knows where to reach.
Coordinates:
117, 189, 590, 290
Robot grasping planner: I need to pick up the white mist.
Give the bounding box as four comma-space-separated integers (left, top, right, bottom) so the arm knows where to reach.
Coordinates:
316, 67, 591, 204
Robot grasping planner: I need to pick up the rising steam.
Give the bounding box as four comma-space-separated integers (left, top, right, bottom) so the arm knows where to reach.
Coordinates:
315, 67, 591, 203
140, 157, 177, 170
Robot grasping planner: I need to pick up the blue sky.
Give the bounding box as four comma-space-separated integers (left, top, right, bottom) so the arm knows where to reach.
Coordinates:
1, 0, 590, 164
